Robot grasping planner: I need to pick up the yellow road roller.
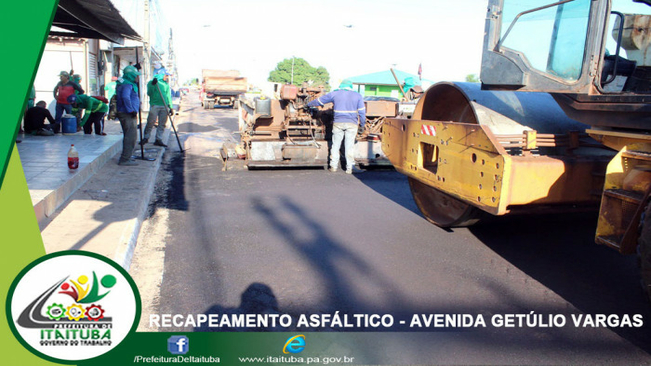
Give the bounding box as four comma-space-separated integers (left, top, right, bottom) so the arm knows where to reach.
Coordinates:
382, 0, 651, 301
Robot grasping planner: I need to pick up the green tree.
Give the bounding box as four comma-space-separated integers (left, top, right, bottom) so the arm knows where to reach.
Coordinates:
268, 58, 330, 88
184, 78, 199, 86
465, 73, 480, 83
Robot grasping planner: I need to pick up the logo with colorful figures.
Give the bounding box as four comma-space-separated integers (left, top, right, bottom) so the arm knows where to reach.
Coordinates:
6, 251, 141, 363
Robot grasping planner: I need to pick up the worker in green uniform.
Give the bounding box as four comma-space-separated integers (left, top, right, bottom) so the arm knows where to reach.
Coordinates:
27, 85, 36, 109
68, 94, 109, 135
105, 76, 118, 101
141, 70, 173, 147
69, 74, 84, 131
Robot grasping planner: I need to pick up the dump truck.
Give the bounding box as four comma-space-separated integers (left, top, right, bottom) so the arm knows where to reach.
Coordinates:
201, 69, 247, 109
382, 0, 651, 301
232, 83, 393, 168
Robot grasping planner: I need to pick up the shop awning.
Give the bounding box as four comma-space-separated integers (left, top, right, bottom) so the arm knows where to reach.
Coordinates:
50, 0, 141, 44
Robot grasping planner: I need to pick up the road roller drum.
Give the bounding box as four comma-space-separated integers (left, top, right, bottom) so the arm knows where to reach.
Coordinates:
382, 82, 614, 227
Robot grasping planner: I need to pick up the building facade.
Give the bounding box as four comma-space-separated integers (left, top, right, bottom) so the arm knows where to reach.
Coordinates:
346, 69, 433, 99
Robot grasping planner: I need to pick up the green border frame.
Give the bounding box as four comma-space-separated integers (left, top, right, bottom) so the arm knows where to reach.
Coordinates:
0, 0, 58, 186
5, 251, 142, 364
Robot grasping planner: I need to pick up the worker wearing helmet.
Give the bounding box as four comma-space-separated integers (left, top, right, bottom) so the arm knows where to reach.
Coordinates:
71, 73, 82, 85
53, 70, 84, 133
307, 79, 366, 174
142, 70, 173, 147
69, 74, 85, 131
68, 94, 108, 135
115, 65, 141, 166
402, 77, 423, 102
105, 76, 118, 102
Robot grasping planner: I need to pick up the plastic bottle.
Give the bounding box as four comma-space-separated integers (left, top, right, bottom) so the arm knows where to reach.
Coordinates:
68, 144, 79, 170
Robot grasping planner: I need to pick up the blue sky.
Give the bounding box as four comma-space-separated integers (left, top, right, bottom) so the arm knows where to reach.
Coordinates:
158, 0, 488, 86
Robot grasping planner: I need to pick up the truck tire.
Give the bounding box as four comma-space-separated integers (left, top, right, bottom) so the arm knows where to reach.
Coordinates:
640, 203, 651, 303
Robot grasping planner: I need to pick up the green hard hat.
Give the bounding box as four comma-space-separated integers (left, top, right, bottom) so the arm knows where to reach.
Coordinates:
403, 77, 416, 90
338, 79, 353, 90
123, 65, 141, 76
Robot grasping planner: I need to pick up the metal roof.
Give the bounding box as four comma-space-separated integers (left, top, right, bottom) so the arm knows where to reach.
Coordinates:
50, 0, 141, 45
347, 69, 432, 86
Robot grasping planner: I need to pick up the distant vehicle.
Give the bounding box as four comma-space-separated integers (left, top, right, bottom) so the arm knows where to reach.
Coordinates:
363, 96, 400, 102
170, 89, 181, 114
200, 70, 247, 109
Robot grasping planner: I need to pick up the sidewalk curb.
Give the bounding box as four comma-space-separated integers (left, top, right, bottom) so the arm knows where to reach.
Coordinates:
113, 129, 171, 270
34, 138, 121, 228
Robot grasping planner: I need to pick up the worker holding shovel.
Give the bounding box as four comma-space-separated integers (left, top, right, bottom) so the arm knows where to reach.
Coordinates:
142, 70, 173, 147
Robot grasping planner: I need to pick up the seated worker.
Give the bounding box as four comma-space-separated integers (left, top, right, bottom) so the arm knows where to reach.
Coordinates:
24, 101, 55, 136
68, 94, 108, 135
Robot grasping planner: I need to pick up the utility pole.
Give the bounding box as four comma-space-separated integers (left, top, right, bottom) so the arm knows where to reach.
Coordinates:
143, 0, 151, 107
167, 29, 177, 88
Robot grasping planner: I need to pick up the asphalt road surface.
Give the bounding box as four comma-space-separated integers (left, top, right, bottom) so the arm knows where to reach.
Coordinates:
132, 93, 651, 364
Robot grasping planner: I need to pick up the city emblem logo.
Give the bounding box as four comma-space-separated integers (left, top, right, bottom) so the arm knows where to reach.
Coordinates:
6, 251, 141, 363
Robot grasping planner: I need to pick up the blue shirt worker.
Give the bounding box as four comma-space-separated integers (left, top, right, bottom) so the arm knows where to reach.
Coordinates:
307, 80, 366, 174
115, 65, 141, 166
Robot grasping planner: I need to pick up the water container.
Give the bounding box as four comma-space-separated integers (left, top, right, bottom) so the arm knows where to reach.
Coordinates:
62, 116, 77, 135
255, 97, 272, 117
68, 144, 79, 170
